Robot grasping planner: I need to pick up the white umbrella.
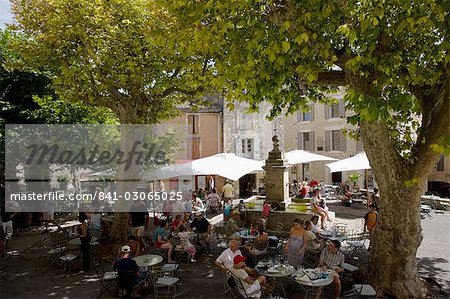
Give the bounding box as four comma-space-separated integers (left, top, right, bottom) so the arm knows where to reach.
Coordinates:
285, 150, 337, 165
143, 153, 264, 181
326, 153, 371, 173
143, 164, 204, 181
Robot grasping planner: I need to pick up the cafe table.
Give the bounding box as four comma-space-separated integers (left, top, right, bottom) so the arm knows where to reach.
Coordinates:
235, 229, 259, 240
134, 254, 164, 268
319, 230, 348, 243
255, 262, 295, 298
295, 268, 334, 299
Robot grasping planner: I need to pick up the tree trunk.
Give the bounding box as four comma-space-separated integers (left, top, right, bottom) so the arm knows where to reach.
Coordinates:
360, 120, 426, 298
110, 123, 144, 243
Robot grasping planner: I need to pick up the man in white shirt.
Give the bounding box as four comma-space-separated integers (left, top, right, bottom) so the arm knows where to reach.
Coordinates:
215, 239, 242, 272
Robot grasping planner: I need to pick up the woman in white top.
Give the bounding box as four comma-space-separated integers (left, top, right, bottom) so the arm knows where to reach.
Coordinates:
310, 189, 329, 229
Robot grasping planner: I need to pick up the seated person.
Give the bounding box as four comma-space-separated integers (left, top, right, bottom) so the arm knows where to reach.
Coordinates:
190, 212, 211, 253
171, 214, 185, 232
113, 245, 146, 296
310, 189, 330, 229
252, 216, 266, 231
152, 220, 175, 263
337, 182, 352, 205
192, 192, 205, 212
225, 210, 242, 237
297, 183, 309, 198
316, 240, 345, 299
231, 255, 267, 298
309, 215, 320, 236
244, 226, 269, 255
215, 239, 243, 272
206, 188, 221, 213
127, 235, 142, 257
177, 226, 197, 263
304, 221, 323, 251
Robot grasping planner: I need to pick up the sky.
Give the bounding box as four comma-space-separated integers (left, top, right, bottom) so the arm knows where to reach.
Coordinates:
0, 0, 13, 29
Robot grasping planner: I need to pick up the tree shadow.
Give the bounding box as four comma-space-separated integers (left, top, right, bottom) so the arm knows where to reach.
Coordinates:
417, 256, 449, 295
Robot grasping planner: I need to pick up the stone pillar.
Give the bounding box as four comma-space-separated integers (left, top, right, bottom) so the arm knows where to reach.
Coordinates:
263, 136, 291, 209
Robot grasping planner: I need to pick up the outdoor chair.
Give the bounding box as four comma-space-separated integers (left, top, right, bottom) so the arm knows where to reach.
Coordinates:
117, 269, 146, 298
267, 236, 282, 258
92, 257, 117, 298
344, 231, 369, 264
230, 273, 252, 299
149, 268, 179, 299
343, 284, 376, 297
303, 247, 322, 268
41, 234, 66, 268
220, 271, 237, 298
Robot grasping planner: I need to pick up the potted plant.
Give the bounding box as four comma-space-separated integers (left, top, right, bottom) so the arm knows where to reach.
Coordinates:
348, 173, 361, 191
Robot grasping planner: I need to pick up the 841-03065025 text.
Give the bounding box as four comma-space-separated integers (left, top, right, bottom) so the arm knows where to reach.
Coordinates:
96, 191, 183, 201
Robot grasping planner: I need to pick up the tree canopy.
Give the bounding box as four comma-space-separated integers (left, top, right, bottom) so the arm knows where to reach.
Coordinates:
165, 1, 449, 297
9, 0, 214, 123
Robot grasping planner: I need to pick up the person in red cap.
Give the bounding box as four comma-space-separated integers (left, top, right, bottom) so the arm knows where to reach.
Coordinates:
231, 255, 266, 298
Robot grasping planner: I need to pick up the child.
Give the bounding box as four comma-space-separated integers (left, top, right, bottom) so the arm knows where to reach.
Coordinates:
364, 204, 379, 250
178, 227, 197, 263
223, 200, 232, 222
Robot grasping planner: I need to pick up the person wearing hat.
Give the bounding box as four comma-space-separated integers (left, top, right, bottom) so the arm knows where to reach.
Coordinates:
225, 209, 242, 237
190, 211, 211, 253
231, 255, 266, 298
113, 245, 145, 296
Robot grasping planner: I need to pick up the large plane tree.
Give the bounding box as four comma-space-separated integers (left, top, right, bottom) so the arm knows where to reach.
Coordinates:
8, 0, 213, 242
166, 0, 450, 297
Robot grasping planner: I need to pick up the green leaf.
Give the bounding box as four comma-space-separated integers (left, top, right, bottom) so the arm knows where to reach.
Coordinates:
282, 41, 291, 53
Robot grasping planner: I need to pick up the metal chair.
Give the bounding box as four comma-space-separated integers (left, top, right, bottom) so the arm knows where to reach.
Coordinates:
230, 273, 252, 299
220, 271, 237, 298
344, 284, 376, 297
344, 231, 369, 265
149, 268, 179, 299
92, 257, 117, 298
116, 269, 146, 298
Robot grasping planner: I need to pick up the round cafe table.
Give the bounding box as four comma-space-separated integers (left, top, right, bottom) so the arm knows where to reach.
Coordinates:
235, 229, 259, 240
295, 268, 334, 299
256, 264, 295, 298
134, 254, 163, 267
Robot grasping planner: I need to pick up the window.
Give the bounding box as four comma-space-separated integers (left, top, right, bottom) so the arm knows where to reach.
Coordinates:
302, 164, 310, 181
187, 115, 199, 134
436, 155, 444, 171
325, 129, 346, 151
241, 139, 253, 159
297, 131, 315, 151
325, 100, 345, 119
297, 105, 314, 122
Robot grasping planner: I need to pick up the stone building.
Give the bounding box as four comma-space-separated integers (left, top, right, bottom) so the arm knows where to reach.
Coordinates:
283, 90, 367, 187
223, 101, 284, 197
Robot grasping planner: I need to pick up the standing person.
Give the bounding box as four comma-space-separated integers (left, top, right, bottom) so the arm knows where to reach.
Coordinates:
237, 200, 247, 226
262, 200, 271, 220
284, 218, 308, 269
156, 179, 165, 192
78, 219, 91, 272
367, 187, 381, 211
222, 181, 234, 202
206, 188, 221, 213
0, 205, 15, 250
128, 201, 148, 238
207, 176, 215, 192
316, 240, 345, 299
364, 204, 379, 250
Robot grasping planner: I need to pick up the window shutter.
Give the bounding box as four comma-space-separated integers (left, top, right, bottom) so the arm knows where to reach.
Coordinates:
297, 132, 303, 150
325, 130, 331, 151
338, 101, 346, 118
310, 104, 314, 121
236, 139, 243, 155
324, 105, 330, 119
310, 131, 315, 151
340, 130, 346, 151
297, 111, 302, 122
